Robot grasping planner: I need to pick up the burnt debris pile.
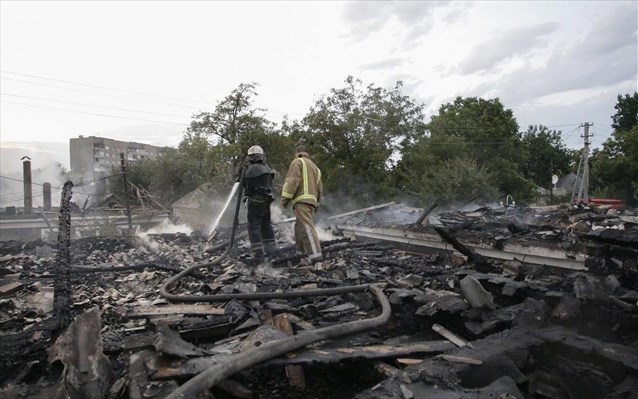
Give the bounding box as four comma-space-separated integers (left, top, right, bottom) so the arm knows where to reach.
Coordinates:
1, 202, 637, 398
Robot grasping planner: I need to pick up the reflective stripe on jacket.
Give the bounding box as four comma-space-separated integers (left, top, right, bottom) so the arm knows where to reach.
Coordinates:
281, 153, 322, 207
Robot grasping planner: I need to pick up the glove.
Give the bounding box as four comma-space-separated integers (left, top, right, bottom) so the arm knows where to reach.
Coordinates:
281, 198, 290, 208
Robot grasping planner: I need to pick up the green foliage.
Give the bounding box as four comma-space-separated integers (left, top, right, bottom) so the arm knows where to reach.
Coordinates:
405, 157, 499, 205
119, 83, 297, 206
119, 80, 629, 211
520, 125, 572, 188
398, 96, 536, 203
302, 76, 426, 202
488, 158, 536, 202
590, 92, 638, 206
611, 92, 638, 133
591, 125, 638, 206
427, 97, 521, 165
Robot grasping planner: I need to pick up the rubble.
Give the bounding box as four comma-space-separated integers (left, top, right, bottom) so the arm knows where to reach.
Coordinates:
0, 201, 637, 398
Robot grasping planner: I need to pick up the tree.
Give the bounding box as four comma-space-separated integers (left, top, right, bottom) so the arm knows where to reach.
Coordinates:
302, 76, 427, 202
520, 125, 572, 188
426, 97, 521, 166
409, 96, 534, 202
396, 154, 499, 205
591, 92, 638, 206
187, 82, 276, 172
611, 93, 638, 133
118, 83, 297, 206
110, 148, 206, 207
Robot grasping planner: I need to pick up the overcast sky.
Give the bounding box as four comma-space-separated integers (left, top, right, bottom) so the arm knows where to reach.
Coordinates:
1, 0, 636, 174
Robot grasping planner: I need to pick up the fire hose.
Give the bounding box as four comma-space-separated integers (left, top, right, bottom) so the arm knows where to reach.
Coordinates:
159, 161, 372, 303
158, 158, 391, 397
165, 285, 390, 399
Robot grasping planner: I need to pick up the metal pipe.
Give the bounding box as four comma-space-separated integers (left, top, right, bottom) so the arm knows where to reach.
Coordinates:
165, 285, 390, 399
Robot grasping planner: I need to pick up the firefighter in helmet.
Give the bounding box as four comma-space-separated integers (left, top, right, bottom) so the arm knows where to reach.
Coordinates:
242, 145, 277, 264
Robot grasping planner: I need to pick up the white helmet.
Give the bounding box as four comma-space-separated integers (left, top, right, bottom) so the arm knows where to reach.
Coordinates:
247, 145, 264, 155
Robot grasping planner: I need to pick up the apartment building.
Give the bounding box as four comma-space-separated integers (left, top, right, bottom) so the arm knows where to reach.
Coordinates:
69, 135, 167, 191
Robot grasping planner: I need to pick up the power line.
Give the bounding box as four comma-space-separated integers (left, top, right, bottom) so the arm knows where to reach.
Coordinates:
0, 101, 189, 126
545, 123, 582, 128
0, 92, 188, 118
1, 70, 213, 106
560, 126, 581, 141
0, 174, 121, 204
0, 77, 207, 110
1, 173, 120, 188
591, 122, 613, 135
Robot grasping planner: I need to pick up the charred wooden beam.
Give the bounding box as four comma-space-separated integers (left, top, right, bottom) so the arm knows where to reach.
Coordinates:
273, 314, 306, 390
433, 226, 480, 263
52, 181, 73, 333
328, 202, 396, 220
154, 341, 455, 378
432, 323, 473, 348
126, 305, 225, 318
414, 200, 438, 227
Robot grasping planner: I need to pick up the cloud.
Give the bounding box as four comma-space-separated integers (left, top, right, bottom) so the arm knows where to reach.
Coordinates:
512, 84, 633, 149
457, 22, 558, 75
342, 1, 467, 47
469, 5, 637, 106
585, 5, 638, 56
100, 124, 185, 147
361, 58, 410, 71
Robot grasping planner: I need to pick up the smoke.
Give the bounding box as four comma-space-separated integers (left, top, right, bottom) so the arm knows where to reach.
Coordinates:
255, 263, 286, 278
0, 162, 69, 208
316, 225, 337, 241
136, 219, 193, 250
273, 203, 337, 246
171, 182, 246, 235
142, 219, 193, 235
271, 203, 288, 222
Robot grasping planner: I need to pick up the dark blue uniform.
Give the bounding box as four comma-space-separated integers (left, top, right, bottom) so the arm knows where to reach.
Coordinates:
243, 153, 276, 262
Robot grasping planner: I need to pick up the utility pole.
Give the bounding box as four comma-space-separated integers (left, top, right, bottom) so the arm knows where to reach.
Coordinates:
573, 122, 593, 204
120, 152, 133, 235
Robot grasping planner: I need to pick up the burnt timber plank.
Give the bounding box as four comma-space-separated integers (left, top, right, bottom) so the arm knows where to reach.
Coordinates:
274, 313, 306, 390
151, 341, 455, 378
126, 305, 224, 318
0, 282, 23, 296
267, 341, 455, 366
432, 323, 473, 348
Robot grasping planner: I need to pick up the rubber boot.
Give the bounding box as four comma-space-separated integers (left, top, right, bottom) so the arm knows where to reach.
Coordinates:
252, 250, 265, 266
264, 243, 279, 259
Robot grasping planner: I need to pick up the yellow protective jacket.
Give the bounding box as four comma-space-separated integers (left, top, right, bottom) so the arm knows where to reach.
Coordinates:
281, 152, 322, 208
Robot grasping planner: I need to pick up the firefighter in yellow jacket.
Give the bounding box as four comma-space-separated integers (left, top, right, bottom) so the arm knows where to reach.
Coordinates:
281, 145, 323, 262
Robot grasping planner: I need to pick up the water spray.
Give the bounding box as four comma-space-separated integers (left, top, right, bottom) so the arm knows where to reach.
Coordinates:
207, 181, 240, 241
